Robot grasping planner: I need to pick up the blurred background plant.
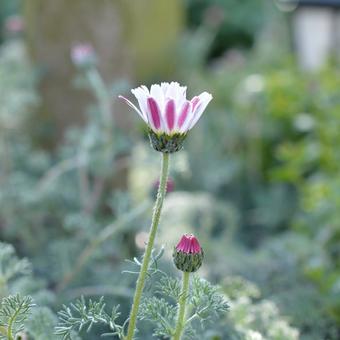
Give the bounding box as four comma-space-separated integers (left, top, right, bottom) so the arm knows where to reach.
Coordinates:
0, 0, 339, 338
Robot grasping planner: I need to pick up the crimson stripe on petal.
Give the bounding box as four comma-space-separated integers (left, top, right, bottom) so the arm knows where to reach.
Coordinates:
165, 99, 175, 131
178, 101, 190, 128
147, 97, 161, 129
191, 96, 200, 110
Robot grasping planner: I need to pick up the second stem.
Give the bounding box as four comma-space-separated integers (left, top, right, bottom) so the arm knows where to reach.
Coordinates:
125, 152, 170, 340
173, 271, 190, 340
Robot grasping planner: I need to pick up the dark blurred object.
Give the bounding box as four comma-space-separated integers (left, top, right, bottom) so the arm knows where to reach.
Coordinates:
185, 0, 266, 60
298, 0, 340, 6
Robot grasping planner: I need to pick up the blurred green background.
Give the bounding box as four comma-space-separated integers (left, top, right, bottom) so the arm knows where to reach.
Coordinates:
0, 0, 340, 339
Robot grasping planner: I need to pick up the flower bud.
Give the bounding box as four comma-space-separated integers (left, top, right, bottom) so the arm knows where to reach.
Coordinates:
4, 15, 24, 38
173, 234, 204, 273
71, 43, 96, 68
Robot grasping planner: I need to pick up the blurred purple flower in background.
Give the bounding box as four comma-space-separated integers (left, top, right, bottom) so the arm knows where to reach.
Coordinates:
70, 43, 96, 68
153, 177, 175, 195
4, 15, 24, 35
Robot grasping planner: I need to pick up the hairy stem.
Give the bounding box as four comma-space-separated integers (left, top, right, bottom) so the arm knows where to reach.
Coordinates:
173, 271, 190, 340
125, 152, 170, 340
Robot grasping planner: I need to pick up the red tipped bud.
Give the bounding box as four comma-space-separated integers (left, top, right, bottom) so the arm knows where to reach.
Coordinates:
173, 234, 204, 273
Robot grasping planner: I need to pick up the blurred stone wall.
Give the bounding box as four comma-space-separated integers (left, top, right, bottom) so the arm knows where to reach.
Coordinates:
23, 0, 183, 139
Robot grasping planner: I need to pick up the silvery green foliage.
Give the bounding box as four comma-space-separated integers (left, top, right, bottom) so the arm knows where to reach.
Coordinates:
190, 276, 229, 322
55, 248, 228, 340
54, 247, 164, 339
0, 223, 55, 313
122, 246, 165, 282
55, 297, 124, 339
138, 273, 229, 339
229, 298, 299, 340
221, 276, 299, 340
0, 33, 139, 296
0, 242, 58, 338
0, 294, 34, 339
0, 40, 39, 130
0, 242, 31, 289
25, 307, 59, 340
139, 296, 177, 338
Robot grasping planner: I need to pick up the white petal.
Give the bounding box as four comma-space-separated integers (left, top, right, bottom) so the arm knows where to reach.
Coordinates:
166, 82, 180, 99
150, 84, 165, 112
175, 86, 187, 112
140, 85, 150, 94
118, 95, 147, 122
160, 82, 170, 95
166, 82, 187, 109
180, 85, 187, 96
131, 87, 149, 120
188, 92, 212, 130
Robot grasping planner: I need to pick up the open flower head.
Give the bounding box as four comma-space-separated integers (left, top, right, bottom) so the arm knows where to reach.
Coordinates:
173, 234, 204, 272
119, 82, 212, 153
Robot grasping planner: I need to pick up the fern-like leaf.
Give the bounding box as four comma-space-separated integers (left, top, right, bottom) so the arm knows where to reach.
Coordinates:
0, 294, 34, 340
155, 276, 181, 302
190, 276, 229, 324
55, 296, 123, 339
139, 296, 176, 338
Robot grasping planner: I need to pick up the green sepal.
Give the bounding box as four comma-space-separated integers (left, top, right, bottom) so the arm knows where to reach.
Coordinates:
173, 248, 204, 273
148, 129, 187, 153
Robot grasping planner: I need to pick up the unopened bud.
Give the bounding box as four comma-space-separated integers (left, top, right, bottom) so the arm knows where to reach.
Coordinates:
173, 234, 204, 273
71, 43, 96, 68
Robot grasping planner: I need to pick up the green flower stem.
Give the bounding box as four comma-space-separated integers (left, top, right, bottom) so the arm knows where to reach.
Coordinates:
173, 271, 190, 340
126, 152, 170, 340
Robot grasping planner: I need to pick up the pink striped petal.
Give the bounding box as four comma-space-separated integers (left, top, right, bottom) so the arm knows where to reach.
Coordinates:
189, 92, 212, 130
177, 101, 191, 130
176, 234, 202, 254
165, 99, 176, 132
191, 237, 201, 253
191, 96, 200, 110
147, 97, 161, 130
